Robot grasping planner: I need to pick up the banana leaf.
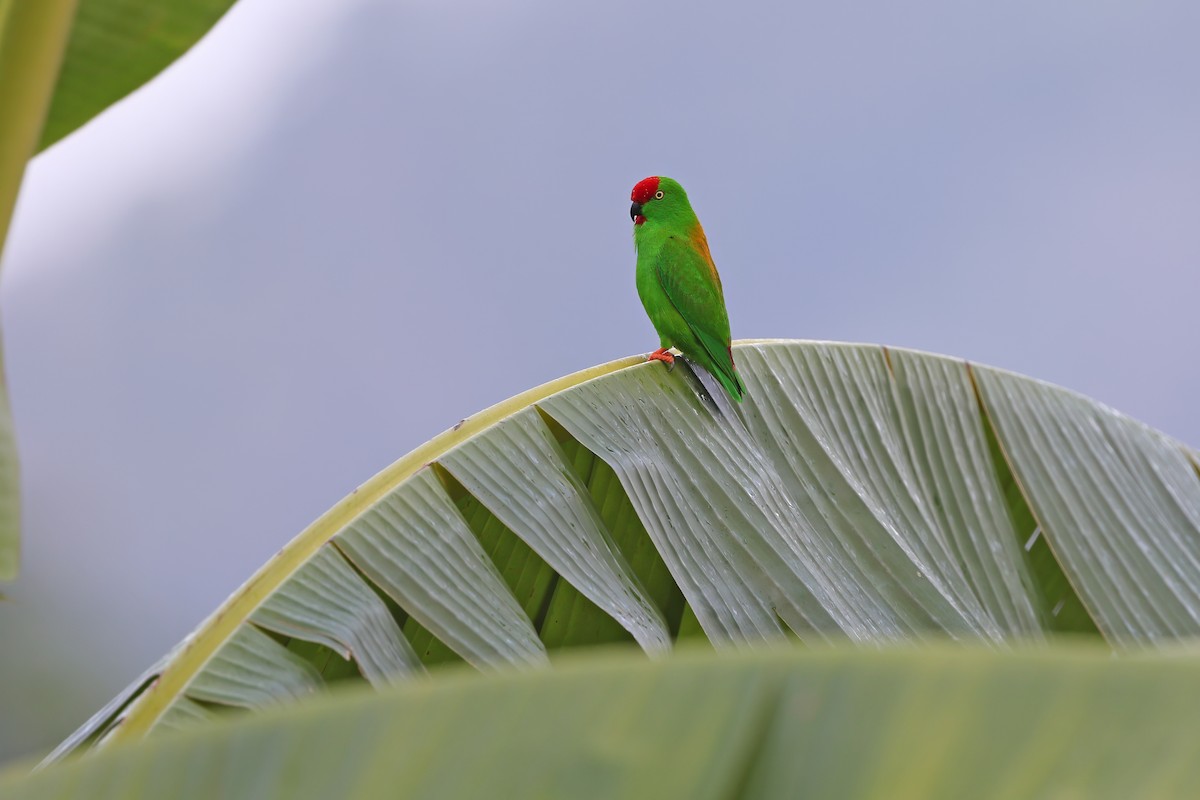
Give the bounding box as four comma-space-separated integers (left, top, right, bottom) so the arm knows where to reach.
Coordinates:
9, 646, 1200, 798
44, 341, 1200, 757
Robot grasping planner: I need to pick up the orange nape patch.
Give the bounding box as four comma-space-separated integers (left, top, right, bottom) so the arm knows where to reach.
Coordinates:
687, 222, 721, 286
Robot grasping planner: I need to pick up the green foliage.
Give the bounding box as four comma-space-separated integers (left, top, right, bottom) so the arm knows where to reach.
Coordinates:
48, 342, 1200, 757
6, 646, 1200, 799
38, 0, 237, 151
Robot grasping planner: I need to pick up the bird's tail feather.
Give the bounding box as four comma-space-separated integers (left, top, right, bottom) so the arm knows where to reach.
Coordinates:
690, 333, 747, 403
714, 363, 746, 403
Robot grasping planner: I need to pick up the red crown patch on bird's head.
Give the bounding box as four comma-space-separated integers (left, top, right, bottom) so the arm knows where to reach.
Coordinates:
631, 176, 661, 205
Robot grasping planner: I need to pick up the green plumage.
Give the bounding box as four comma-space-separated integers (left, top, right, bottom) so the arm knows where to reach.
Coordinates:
632, 177, 746, 402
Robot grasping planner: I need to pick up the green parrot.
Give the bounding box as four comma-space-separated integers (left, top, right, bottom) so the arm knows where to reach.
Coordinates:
630, 175, 747, 402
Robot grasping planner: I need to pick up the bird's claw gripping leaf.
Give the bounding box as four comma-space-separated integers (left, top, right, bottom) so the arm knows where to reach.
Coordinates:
648, 347, 676, 371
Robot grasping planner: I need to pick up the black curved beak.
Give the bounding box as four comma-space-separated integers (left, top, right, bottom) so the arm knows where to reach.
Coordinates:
630, 202, 643, 222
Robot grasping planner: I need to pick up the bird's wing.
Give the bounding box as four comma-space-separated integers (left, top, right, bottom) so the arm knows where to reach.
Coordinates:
653, 235, 738, 379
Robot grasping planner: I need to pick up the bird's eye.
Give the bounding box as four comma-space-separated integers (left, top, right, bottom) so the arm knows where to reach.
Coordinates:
654, 190, 664, 199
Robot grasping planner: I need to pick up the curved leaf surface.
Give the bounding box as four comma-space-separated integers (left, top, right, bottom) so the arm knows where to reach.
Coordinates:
975, 366, 1200, 642
39, 0, 238, 150
9, 647, 1200, 799
47, 341, 1200, 757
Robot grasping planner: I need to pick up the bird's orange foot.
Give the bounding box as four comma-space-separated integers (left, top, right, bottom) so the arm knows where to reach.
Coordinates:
648, 347, 675, 370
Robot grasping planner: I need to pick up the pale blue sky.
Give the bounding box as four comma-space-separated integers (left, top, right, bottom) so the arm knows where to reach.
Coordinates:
2, 0, 1198, 761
